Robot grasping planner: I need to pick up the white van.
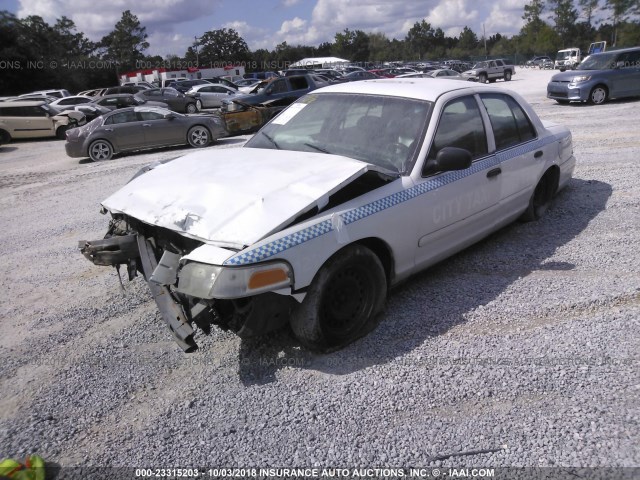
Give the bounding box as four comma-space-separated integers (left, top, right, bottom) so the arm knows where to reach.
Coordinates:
0, 101, 86, 143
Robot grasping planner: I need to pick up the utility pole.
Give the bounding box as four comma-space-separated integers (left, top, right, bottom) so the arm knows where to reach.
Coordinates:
483, 23, 488, 59
194, 36, 201, 66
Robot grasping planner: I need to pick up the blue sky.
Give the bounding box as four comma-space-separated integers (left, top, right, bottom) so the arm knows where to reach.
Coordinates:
6, 0, 542, 57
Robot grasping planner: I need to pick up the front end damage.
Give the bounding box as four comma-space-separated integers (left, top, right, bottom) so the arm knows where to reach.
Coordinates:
79, 218, 295, 351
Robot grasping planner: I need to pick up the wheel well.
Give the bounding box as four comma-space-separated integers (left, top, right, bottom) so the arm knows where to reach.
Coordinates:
188, 124, 211, 137
591, 83, 608, 94
542, 165, 560, 195
0, 129, 11, 143
89, 138, 114, 152
353, 237, 394, 285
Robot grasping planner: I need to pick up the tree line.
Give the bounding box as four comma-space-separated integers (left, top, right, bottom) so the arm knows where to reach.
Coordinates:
0, 0, 639, 95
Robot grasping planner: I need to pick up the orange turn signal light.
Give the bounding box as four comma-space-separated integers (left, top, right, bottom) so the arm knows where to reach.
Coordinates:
248, 268, 289, 290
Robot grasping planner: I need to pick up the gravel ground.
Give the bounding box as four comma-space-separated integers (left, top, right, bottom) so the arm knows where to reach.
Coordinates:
0, 69, 638, 477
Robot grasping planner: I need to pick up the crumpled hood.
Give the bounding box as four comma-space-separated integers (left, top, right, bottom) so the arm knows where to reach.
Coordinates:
102, 148, 376, 248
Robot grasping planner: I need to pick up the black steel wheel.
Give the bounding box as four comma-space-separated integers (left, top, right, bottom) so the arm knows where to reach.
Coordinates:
521, 169, 558, 222
290, 245, 387, 352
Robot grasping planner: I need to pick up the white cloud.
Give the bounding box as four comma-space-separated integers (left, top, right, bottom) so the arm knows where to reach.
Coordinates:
16, 0, 533, 55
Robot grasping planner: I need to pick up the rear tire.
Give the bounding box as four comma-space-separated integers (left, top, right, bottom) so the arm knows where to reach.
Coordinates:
187, 125, 210, 147
504, 70, 512, 81
88, 139, 113, 161
290, 245, 387, 352
521, 169, 558, 222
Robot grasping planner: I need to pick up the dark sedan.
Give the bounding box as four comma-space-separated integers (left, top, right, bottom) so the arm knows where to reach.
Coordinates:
135, 88, 200, 113
65, 106, 227, 161
92, 94, 168, 111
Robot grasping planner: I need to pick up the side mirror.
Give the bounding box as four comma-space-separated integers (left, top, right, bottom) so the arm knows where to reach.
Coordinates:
424, 147, 472, 174
165, 113, 177, 120
228, 91, 234, 95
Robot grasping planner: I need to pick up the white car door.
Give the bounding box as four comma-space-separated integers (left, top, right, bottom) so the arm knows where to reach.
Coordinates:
413, 94, 502, 270
479, 92, 548, 219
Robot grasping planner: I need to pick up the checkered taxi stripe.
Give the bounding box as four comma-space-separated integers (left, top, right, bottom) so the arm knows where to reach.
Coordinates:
224, 135, 560, 266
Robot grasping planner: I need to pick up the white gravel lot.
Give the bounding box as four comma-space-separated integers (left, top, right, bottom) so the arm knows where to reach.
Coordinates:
0, 69, 638, 477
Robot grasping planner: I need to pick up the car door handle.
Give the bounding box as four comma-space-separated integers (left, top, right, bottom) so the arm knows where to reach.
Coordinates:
487, 167, 502, 178
142, 124, 152, 127
534, 150, 543, 158
104, 128, 113, 132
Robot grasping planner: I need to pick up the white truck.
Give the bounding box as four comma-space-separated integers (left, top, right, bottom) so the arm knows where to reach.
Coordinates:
555, 48, 581, 71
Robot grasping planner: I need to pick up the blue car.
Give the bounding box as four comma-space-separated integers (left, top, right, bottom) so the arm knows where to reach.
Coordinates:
547, 46, 640, 105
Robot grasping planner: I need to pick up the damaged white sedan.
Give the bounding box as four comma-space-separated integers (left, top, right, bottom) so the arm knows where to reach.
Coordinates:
80, 79, 576, 352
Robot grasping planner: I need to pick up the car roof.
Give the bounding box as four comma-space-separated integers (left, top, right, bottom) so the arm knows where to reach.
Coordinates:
1, 100, 48, 107
311, 78, 475, 101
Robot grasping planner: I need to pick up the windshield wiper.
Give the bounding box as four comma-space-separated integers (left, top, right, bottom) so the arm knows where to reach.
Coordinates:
260, 131, 280, 150
304, 142, 332, 154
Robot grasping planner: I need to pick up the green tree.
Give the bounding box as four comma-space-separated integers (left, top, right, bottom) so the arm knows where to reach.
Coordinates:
197, 28, 250, 65
578, 0, 600, 27
604, 0, 634, 45
549, 0, 578, 46
405, 20, 434, 60
522, 0, 547, 45
333, 29, 369, 61
458, 26, 479, 53
98, 10, 149, 71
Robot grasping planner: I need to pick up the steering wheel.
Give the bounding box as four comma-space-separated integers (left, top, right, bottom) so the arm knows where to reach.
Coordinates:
386, 142, 410, 158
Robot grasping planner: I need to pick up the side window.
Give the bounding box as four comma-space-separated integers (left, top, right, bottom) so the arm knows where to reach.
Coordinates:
109, 111, 139, 124
212, 86, 227, 93
480, 93, 537, 150
138, 111, 164, 121
427, 96, 488, 163
24, 106, 48, 117
268, 80, 288, 94
290, 77, 309, 90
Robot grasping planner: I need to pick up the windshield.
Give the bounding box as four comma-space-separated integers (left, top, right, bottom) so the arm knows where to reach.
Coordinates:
244, 93, 432, 175
472, 61, 488, 69
556, 51, 572, 60
577, 53, 617, 70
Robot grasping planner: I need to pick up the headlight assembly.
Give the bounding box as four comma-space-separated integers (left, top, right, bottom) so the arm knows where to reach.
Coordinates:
176, 261, 293, 299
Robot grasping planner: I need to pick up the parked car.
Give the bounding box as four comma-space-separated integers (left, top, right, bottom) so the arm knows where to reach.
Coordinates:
166, 79, 212, 93
338, 71, 381, 82
216, 98, 291, 135
424, 69, 463, 79
18, 89, 71, 99
202, 77, 239, 90
0, 100, 86, 142
71, 103, 111, 122
526, 56, 552, 68
103, 85, 148, 95
135, 88, 200, 113
8, 95, 57, 103
79, 79, 575, 352
49, 95, 94, 107
221, 75, 323, 112
186, 84, 244, 109
65, 106, 227, 161
547, 46, 640, 105
91, 94, 168, 111
461, 59, 515, 83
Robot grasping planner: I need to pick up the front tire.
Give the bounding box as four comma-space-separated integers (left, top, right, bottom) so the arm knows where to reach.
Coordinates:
88, 139, 113, 161
479, 73, 487, 84
589, 85, 608, 105
290, 245, 387, 352
0, 129, 11, 144
187, 125, 210, 147
185, 103, 197, 114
